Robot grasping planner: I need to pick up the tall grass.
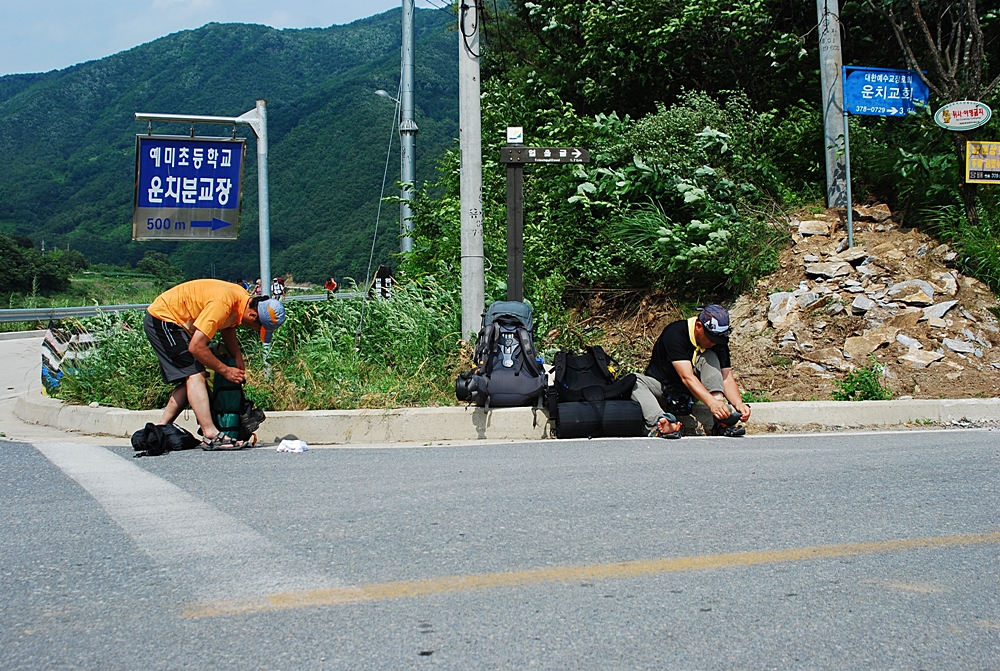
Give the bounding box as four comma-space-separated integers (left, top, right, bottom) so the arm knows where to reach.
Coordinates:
56, 278, 465, 411
924, 201, 1000, 293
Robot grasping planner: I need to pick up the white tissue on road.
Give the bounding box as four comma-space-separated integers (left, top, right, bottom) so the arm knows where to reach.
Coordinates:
276, 439, 308, 453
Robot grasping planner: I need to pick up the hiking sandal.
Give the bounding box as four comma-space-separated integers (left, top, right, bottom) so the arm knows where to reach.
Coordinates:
201, 434, 246, 451
648, 413, 683, 439
711, 423, 746, 437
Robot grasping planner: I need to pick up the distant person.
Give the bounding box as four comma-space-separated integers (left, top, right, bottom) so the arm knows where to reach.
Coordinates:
253, 279, 262, 297
370, 265, 394, 299
324, 277, 338, 298
144, 279, 286, 449
631, 305, 751, 438
271, 276, 285, 301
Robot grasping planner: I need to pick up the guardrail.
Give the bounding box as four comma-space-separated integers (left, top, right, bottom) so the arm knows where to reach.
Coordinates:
0, 292, 359, 323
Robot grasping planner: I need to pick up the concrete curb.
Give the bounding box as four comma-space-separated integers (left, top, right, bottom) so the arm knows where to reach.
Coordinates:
0, 330, 45, 341
12, 391, 1000, 444
13, 392, 553, 444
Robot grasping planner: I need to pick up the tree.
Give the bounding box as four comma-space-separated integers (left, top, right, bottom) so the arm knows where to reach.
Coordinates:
867, 0, 1000, 226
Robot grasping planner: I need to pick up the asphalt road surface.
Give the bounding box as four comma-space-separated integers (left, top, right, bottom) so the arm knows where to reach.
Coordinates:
2, 430, 998, 670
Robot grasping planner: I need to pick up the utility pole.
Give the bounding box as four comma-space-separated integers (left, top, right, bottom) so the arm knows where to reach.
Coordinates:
817, 0, 846, 208
459, 0, 485, 341
399, 0, 418, 253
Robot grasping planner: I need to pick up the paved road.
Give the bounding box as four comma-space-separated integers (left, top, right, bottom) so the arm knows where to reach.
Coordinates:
2, 430, 998, 670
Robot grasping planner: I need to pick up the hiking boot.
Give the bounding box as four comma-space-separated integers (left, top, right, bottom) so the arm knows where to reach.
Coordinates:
711, 423, 746, 437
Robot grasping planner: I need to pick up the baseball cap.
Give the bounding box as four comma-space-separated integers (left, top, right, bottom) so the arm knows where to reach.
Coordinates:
257, 298, 286, 343
697, 304, 730, 344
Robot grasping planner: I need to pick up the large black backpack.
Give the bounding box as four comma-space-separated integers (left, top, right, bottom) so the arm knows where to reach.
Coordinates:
131, 423, 200, 458
548, 345, 644, 439
455, 301, 545, 408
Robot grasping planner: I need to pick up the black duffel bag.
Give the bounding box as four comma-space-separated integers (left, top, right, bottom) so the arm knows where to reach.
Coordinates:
131, 422, 200, 458
555, 399, 646, 439
548, 346, 645, 439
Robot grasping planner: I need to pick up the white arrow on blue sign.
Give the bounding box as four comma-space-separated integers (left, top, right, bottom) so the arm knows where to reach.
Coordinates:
842, 66, 930, 117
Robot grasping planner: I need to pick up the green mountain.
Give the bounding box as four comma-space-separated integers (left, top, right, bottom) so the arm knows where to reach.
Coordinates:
0, 8, 458, 284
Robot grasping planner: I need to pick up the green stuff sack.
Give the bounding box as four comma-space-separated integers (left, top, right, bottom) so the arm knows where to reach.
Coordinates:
207, 351, 245, 442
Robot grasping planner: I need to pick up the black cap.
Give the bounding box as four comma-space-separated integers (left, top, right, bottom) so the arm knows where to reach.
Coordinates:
698, 304, 730, 344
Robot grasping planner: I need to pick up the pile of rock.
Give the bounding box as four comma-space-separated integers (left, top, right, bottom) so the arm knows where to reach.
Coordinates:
728, 206, 1000, 397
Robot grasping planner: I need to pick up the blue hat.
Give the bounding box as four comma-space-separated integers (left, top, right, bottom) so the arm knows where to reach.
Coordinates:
698, 304, 730, 344
257, 298, 286, 343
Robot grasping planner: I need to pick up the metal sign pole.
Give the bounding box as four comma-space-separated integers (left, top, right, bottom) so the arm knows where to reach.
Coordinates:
843, 109, 854, 249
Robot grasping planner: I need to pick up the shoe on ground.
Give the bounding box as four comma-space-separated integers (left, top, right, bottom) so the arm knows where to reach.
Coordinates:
649, 413, 683, 439
711, 423, 745, 437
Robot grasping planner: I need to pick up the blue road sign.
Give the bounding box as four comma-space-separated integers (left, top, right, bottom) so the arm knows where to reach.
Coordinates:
843, 66, 930, 117
133, 135, 246, 241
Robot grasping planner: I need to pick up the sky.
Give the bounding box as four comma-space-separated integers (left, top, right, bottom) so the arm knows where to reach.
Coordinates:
0, 0, 436, 77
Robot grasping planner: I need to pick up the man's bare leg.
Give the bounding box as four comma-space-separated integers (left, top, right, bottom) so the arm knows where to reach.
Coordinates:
185, 372, 218, 440
159, 384, 188, 425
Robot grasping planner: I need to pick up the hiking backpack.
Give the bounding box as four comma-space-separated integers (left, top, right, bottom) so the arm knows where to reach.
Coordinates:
455, 301, 545, 408
548, 345, 644, 439
131, 423, 200, 458
208, 347, 266, 442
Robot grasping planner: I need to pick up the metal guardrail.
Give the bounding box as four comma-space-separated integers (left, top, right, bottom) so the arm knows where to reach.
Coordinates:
0, 293, 360, 323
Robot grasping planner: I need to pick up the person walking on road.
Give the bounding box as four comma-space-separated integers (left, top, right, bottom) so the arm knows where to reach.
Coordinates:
632, 304, 751, 438
144, 279, 285, 449
271, 276, 285, 301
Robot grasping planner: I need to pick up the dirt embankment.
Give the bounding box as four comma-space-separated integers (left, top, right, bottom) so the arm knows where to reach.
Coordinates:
566, 206, 1000, 402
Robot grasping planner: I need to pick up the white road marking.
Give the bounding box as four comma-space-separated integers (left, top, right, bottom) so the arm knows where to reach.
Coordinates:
33, 442, 333, 601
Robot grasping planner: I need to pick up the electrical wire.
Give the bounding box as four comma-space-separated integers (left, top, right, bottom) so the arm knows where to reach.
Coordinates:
356, 81, 402, 346
461, 1, 481, 59
419, 0, 457, 18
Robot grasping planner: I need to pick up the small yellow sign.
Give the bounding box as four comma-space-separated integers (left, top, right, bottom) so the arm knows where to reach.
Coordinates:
966, 141, 1000, 184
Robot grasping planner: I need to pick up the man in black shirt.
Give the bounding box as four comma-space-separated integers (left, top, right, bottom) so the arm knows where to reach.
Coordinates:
632, 304, 751, 437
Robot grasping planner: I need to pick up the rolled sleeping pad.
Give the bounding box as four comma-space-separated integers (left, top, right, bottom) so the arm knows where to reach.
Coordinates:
555, 400, 645, 439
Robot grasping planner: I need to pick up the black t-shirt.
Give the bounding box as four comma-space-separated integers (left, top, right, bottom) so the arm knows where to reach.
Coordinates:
645, 319, 731, 393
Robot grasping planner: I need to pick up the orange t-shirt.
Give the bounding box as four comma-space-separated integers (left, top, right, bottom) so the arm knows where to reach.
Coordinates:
147, 279, 251, 340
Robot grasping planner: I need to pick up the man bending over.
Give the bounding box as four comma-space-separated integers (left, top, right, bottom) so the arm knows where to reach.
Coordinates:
632, 304, 751, 438
144, 279, 285, 449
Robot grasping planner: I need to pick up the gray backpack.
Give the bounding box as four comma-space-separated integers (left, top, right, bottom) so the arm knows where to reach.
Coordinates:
456, 301, 545, 408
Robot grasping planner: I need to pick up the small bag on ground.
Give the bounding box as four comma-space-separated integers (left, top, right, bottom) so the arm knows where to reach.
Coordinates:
131, 423, 200, 458
549, 345, 644, 438
455, 301, 545, 409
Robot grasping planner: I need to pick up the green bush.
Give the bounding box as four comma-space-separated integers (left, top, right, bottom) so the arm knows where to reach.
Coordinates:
832, 355, 893, 402
57, 278, 463, 411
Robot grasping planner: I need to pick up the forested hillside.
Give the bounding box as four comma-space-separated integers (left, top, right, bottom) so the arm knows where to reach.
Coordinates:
0, 8, 457, 283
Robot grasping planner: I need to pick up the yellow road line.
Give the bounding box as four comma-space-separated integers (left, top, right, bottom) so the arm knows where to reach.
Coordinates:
183, 531, 1000, 618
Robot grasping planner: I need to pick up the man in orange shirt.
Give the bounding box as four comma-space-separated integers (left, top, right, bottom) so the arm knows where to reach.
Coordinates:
144, 279, 286, 449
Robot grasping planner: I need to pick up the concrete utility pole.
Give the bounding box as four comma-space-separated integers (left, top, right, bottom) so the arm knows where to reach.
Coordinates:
459, 0, 485, 341
399, 0, 418, 253
817, 0, 847, 208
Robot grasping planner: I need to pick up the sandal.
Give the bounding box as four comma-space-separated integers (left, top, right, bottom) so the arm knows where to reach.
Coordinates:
201, 434, 247, 451
649, 413, 683, 439
711, 423, 746, 437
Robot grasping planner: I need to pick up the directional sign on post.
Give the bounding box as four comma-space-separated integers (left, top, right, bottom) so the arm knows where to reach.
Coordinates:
133, 135, 246, 241
842, 66, 929, 117
501, 147, 591, 164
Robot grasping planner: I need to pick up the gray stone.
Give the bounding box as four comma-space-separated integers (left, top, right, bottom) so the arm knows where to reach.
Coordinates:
802, 254, 820, 262
887, 279, 935, 305
898, 348, 944, 369
975, 349, 984, 358
836, 237, 848, 253
836, 247, 869, 264
846, 286, 865, 293
896, 334, 921, 349
942, 338, 976, 354
921, 300, 959, 321
851, 295, 875, 314
797, 292, 822, 309
768, 292, 797, 328
992, 362, 1000, 370
805, 261, 851, 279
931, 272, 958, 297
798, 220, 830, 236
942, 251, 958, 263
916, 244, 928, 257
960, 308, 978, 322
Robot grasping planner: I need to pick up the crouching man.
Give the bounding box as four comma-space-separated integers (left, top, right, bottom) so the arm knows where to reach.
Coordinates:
632, 304, 751, 438
143, 279, 285, 449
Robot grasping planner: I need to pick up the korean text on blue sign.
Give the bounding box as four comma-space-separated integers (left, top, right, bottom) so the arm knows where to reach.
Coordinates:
842, 66, 929, 117
133, 135, 246, 241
